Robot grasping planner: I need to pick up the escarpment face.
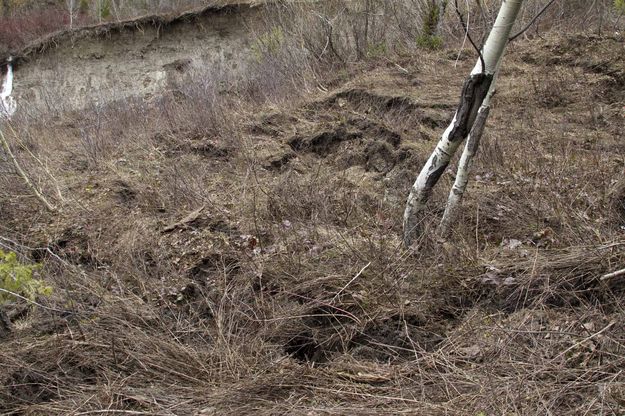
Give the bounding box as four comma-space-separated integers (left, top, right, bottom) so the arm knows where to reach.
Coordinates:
9, 5, 262, 115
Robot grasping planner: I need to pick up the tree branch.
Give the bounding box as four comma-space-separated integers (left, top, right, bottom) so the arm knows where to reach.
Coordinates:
455, 0, 485, 72
0, 126, 57, 212
509, 0, 557, 42
0, 287, 66, 313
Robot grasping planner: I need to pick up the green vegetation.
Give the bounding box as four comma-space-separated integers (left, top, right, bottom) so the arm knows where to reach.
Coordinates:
422, 1, 442, 36
1, 2, 625, 415
99, 0, 111, 19
79, 0, 89, 14
616, 0, 625, 13
416, 33, 443, 50
366, 41, 387, 58
417, 0, 445, 50
251, 26, 285, 60
0, 250, 51, 304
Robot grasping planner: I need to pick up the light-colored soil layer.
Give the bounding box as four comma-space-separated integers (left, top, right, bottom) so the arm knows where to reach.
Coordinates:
7, 3, 262, 112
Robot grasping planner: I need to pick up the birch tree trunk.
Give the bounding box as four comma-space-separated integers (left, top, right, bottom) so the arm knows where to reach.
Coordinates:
439, 49, 510, 237
0, 61, 57, 211
403, 0, 524, 246
0, 59, 16, 119
67, 0, 75, 29
437, 87, 494, 237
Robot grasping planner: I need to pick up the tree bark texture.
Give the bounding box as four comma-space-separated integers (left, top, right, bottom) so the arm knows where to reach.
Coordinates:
403, 0, 524, 246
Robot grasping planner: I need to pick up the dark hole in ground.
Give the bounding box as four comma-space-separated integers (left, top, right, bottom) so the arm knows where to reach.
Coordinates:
189, 254, 240, 282
112, 180, 137, 206
288, 127, 362, 157
283, 331, 325, 363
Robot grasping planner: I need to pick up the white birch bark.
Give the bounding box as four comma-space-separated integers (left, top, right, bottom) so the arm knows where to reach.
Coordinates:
437, 86, 494, 237
67, 0, 75, 29
0, 58, 54, 211
0, 58, 16, 119
403, 0, 524, 246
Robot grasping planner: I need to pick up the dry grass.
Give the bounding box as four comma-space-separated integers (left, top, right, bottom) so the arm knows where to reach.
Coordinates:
1, 2, 625, 415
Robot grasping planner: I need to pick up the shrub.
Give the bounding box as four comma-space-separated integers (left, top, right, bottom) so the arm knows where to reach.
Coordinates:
251, 26, 285, 61
366, 41, 387, 58
99, 0, 111, 19
422, 0, 443, 37
416, 34, 443, 50
0, 7, 69, 50
80, 0, 90, 14
616, 0, 625, 13
0, 250, 51, 304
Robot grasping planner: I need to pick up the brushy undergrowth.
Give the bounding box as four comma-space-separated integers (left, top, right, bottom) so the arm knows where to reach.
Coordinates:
0, 2, 624, 415
0, 250, 50, 304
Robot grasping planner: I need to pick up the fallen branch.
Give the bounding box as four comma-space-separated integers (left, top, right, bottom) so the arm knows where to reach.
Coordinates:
0, 127, 57, 212
6, 122, 65, 203
555, 321, 616, 361
601, 267, 625, 281
161, 205, 205, 232
0, 287, 65, 313
332, 262, 371, 302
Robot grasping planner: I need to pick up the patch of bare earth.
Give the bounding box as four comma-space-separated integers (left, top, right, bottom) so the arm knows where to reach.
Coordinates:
1, 33, 624, 415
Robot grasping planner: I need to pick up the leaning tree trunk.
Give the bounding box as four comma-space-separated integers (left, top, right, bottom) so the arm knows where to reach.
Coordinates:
0, 127, 56, 212
403, 0, 524, 246
437, 84, 494, 237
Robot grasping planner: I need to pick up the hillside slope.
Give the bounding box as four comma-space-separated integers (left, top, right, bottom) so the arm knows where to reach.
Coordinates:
1, 23, 624, 416
3, 3, 262, 112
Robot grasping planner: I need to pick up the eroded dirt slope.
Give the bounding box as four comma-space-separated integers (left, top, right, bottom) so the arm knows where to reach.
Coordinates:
9, 3, 262, 112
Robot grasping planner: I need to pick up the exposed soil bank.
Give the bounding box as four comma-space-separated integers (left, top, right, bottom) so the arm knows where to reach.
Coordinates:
7, 3, 263, 112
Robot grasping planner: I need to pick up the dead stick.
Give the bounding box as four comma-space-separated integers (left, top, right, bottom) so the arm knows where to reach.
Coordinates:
0, 126, 56, 212
332, 262, 371, 302
601, 267, 625, 281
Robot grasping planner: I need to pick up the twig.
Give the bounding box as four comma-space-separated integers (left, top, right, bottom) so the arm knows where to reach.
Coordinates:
601, 267, 625, 281
454, 0, 485, 72
555, 321, 616, 360
0, 287, 65, 313
0, 234, 78, 270
0, 126, 57, 212
332, 262, 370, 302
383, 57, 409, 74
509, 0, 557, 42
75, 411, 173, 416
6, 122, 65, 203
302, 385, 434, 405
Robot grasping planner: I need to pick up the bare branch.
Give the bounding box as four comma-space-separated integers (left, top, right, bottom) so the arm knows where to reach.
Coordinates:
0, 287, 66, 313
455, 0, 485, 72
509, 0, 557, 42
0, 126, 57, 212
601, 267, 625, 281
